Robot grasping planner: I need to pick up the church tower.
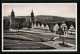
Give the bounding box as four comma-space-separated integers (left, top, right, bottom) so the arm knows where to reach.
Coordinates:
31, 10, 34, 23
10, 9, 15, 26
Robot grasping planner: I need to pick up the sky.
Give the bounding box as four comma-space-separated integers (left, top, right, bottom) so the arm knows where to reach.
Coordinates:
2, 3, 77, 18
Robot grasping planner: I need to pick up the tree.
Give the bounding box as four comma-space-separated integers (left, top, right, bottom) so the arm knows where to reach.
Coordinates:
17, 23, 23, 32
22, 20, 32, 29
57, 27, 64, 38
22, 20, 27, 27
3, 19, 10, 30
57, 23, 62, 27
57, 27, 66, 46
65, 21, 75, 29
27, 21, 32, 29
10, 21, 23, 32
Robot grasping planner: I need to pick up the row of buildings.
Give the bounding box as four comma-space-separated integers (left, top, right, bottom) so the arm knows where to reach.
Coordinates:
30, 22, 76, 35
9, 8, 76, 35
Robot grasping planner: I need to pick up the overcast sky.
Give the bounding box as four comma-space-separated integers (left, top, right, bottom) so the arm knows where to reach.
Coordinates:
2, 3, 77, 18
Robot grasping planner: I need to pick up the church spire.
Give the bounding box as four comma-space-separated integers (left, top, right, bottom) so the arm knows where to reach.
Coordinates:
11, 8, 14, 14
12, 6, 14, 12
32, 9, 33, 13
12, 8, 13, 12
31, 9, 34, 14
31, 9, 34, 23
10, 8, 15, 27
32, 8, 33, 11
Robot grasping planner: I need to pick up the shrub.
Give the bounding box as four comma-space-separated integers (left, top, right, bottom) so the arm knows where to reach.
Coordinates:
40, 38, 47, 42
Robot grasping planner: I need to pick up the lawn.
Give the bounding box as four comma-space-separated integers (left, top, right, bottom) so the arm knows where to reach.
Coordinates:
4, 39, 56, 50
3, 30, 76, 50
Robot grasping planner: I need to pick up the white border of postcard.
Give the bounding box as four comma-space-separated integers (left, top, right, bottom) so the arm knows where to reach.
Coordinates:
2, 3, 77, 52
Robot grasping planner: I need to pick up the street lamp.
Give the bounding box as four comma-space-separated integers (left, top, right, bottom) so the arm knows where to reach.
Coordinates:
63, 27, 65, 45
61, 23, 67, 45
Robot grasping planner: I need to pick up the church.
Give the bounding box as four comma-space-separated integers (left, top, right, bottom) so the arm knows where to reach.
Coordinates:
9, 9, 50, 31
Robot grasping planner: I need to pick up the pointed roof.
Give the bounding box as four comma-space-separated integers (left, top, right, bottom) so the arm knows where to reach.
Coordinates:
32, 9, 33, 12
11, 8, 14, 14
54, 24, 59, 31
41, 23, 44, 29
33, 23, 37, 28
38, 23, 40, 28
45, 24, 49, 29
31, 9, 34, 14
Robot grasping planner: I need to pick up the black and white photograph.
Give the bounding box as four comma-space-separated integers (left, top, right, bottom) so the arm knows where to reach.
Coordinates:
2, 3, 77, 52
